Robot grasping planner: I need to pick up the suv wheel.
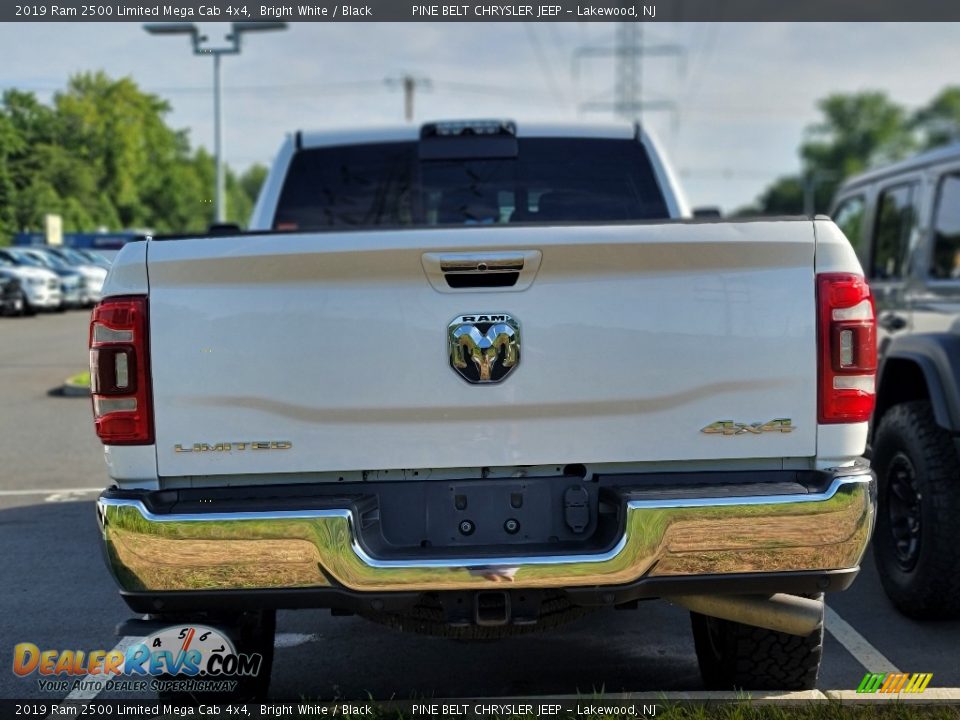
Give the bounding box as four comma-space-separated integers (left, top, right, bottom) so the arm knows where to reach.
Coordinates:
873, 401, 960, 619
690, 596, 823, 690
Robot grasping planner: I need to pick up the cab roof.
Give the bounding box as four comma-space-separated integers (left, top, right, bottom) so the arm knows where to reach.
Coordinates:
838, 142, 960, 193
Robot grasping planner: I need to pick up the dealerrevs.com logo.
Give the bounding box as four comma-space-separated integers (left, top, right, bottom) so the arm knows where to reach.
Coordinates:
13, 625, 262, 694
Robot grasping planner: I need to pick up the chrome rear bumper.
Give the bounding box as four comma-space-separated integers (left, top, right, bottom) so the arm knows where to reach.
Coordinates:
97, 469, 875, 594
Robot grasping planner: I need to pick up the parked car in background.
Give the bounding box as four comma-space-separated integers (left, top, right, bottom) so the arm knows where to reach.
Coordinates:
10, 248, 84, 310
831, 142, 960, 619
29, 246, 106, 306
71, 248, 112, 270
0, 270, 25, 316
0, 252, 62, 315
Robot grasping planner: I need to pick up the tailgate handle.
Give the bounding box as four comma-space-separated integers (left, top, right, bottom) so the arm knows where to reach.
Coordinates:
440, 253, 526, 273
422, 250, 542, 293
440, 253, 524, 288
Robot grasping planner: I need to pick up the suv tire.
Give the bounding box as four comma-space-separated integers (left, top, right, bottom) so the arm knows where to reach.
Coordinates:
690, 596, 823, 690
873, 401, 960, 619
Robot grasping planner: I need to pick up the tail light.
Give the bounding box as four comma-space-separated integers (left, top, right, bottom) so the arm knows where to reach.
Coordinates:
88, 296, 153, 444
817, 273, 877, 423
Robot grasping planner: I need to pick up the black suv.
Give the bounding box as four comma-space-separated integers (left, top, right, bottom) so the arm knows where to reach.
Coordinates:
832, 144, 960, 619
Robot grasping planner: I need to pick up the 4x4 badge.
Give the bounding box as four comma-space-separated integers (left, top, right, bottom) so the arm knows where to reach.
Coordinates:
701, 419, 794, 436
448, 313, 520, 384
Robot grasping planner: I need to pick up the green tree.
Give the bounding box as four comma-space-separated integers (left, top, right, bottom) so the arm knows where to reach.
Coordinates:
744, 91, 915, 216
227, 164, 268, 227
801, 92, 914, 178
1, 89, 69, 235
54, 71, 187, 229
0, 71, 265, 242
0, 112, 22, 244
239, 164, 268, 204
735, 176, 805, 217
912, 87, 960, 149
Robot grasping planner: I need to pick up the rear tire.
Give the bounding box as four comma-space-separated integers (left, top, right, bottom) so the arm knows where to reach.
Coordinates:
229, 609, 275, 700
690, 596, 823, 690
873, 401, 960, 619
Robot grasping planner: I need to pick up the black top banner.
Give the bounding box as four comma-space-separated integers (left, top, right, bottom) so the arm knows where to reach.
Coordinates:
5, 0, 960, 22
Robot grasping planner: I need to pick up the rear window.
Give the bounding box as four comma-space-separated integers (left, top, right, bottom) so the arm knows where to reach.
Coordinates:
872, 183, 918, 280
272, 138, 670, 231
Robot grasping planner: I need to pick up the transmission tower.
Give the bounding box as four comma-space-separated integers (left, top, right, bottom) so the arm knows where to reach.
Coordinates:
573, 22, 684, 123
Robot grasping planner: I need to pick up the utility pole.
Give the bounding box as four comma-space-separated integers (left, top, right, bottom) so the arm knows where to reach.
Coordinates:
573, 21, 683, 124
384, 74, 432, 122
213, 51, 223, 221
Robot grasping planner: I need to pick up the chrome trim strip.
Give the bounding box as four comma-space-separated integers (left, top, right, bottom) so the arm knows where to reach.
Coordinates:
352, 533, 631, 570
98, 498, 630, 569
97, 473, 874, 593
624, 476, 852, 509
101, 505, 348, 523
97, 476, 860, 525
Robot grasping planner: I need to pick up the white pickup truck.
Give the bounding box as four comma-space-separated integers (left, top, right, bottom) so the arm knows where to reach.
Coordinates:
92, 120, 877, 696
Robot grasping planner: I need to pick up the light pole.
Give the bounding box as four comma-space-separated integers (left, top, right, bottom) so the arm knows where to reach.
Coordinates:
143, 22, 287, 224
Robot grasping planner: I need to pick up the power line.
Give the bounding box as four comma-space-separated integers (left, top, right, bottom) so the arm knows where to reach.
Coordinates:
523, 23, 566, 109
0, 78, 549, 105
433, 81, 534, 98
544, 23, 571, 68
0, 79, 385, 95
683, 22, 721, 106
152, 80, 385, 95
0, 79, 822, 116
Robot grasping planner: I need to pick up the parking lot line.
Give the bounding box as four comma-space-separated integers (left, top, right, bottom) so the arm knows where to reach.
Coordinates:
274, 632, 323, 648
825, 605, 901, 673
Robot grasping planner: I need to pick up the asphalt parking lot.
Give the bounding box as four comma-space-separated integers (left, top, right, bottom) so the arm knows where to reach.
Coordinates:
2, 311, 959, 702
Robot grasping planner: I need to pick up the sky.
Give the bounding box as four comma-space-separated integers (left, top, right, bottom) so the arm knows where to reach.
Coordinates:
0, 21, 958, 212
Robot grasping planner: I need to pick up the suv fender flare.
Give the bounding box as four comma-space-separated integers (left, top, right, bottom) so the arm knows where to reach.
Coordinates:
874, 333, 960, 438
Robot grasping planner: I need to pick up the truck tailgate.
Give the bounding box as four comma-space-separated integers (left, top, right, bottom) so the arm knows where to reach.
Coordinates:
146, 220, 817, 477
